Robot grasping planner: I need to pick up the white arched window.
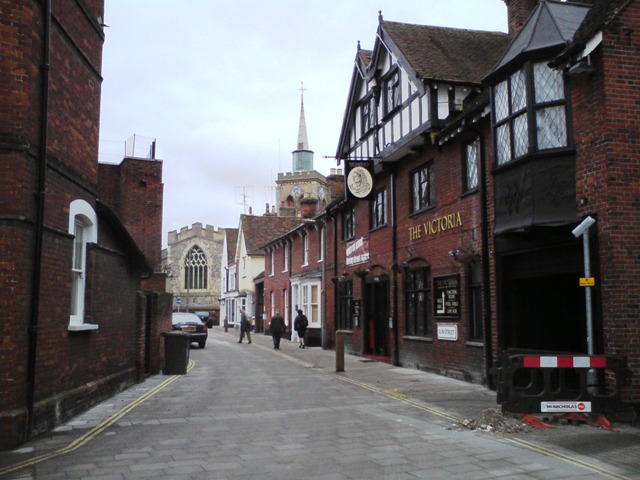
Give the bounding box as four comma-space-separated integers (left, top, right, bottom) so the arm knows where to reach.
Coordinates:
68, 199, 98, 330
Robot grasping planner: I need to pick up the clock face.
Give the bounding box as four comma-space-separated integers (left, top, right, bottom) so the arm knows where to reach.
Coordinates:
317, 186, 325, 201
291, 185, 303, 198
347, 166, 373, 198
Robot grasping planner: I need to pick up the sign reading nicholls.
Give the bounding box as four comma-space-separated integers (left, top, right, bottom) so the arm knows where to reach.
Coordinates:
541, 401, 592, 413
346, 236, 369, 266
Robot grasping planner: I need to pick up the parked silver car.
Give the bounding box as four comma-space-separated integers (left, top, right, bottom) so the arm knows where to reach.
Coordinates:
172, 312, 208, 348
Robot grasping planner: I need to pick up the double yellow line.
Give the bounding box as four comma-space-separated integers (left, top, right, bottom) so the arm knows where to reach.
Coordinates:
269, 343, 631, 480
0, 361, 194, 477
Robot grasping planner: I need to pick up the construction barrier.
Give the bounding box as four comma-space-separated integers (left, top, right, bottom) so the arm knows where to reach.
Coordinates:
496, 349, 632, 414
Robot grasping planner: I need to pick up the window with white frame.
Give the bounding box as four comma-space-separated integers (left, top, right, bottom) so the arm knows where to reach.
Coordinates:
270, 250, 275, 276
68, 199, 98, 330
317, 225, 324, 263
284, 243, 289, 272
270, 290, 275, 317
300, 282, 321, 325
302, 233, 309, 266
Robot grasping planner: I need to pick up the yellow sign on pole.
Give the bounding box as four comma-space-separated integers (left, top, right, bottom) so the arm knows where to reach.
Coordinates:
580, 277, 595, 287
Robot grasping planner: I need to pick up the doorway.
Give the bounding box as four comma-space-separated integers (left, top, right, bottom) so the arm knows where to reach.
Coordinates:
499, 243, 594, 353
364, 276, 389, 357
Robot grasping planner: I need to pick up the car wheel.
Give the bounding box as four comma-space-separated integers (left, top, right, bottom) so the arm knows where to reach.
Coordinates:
199, 341, 206, 349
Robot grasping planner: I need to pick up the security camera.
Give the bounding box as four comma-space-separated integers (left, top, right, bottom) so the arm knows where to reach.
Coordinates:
572, 216, 596, 238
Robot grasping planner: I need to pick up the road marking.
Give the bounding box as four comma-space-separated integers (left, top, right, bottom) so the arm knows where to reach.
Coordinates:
251, 335, 632, 480
0, 361, 195, 476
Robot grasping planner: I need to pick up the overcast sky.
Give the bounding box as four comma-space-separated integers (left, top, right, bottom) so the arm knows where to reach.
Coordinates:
98, 1, 508, 245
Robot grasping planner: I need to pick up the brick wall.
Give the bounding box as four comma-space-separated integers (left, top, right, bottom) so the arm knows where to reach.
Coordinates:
0, 0, 168, 449
572, 3, 640, 401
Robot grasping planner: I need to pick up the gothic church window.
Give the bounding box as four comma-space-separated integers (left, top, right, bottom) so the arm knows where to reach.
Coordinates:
184, 245, 208, 290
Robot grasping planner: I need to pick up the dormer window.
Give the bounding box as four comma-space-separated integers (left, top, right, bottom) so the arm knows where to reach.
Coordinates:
384, 70, 400, 116
493, 62, 568, 166
360, 94, 376, 135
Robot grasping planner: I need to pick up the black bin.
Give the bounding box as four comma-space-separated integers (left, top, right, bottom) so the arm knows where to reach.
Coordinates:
162, 331, 191, 375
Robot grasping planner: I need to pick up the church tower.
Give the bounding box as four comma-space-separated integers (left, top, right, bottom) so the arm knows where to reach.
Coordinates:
292, 83, 314, 172
275, 83, 340, 218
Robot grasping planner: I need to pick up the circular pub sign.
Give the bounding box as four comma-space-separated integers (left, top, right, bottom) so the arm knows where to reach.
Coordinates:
347, 166, 373, 199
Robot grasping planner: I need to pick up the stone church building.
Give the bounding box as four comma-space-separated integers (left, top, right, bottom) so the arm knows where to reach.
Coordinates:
163, 223, 225, 318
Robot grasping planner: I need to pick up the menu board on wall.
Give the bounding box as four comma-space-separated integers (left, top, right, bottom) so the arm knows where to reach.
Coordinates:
434, 275, 460, 318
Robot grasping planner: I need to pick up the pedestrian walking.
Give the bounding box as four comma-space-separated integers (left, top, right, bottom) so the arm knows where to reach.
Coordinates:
269, 309, 285, 349
238, 308, 252, 344
294, 309, 308, 348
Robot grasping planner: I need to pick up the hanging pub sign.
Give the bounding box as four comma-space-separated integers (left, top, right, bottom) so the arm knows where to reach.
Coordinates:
434, 275, 460, 318
345, 161, 373, 200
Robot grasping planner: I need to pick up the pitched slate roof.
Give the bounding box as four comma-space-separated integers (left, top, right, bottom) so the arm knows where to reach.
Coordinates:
381, 21, 509, 84
552, 0, 631, 65
487, 0, 590, 80
225, 228, 238, 264
240, 215, 303, 256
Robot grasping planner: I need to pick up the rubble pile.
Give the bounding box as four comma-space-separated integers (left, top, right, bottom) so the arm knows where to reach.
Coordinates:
453, 408, 531, 434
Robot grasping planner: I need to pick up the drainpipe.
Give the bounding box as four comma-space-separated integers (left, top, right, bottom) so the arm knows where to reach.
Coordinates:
26, 0, 51, 440
390, 169, 400, 366
469, 124, 494, 389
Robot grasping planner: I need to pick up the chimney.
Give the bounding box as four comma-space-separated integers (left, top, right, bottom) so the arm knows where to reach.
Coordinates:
503, 0, 538, 37
300, 197, 318, 219
327, 169, 345, 200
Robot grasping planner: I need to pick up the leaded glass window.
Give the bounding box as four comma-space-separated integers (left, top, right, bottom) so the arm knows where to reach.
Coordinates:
385, 71, 400, 115
342, 208, 355, 240
405, 267, 431, 337
492, 62, 568, 165
370, 189, 387, 229
411, 163, 435, 213
465, 138, 480, 191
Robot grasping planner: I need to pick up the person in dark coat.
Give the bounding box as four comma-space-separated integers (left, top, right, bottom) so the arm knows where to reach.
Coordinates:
238, 308, 252, 344
269, 309, 285, 349
293, 309, 309, 348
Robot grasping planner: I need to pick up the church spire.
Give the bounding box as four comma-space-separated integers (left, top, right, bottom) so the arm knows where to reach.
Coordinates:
292, 82, 314, 172
297, 82, 309, 150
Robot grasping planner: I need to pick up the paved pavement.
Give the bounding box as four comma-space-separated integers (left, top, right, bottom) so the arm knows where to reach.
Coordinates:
1, 327, 639, 480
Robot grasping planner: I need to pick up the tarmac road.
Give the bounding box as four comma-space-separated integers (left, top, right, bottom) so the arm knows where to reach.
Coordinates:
1, 327, 639, 479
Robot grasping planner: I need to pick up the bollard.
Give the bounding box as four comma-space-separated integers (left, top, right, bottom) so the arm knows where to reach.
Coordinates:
336, 330, 346, 372
224, 320, 228, 333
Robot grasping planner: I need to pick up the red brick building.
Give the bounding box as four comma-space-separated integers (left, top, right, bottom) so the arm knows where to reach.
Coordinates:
0, 0, 170, 449
267, 0, 640, 412
483, 0, 640, 403
325, 15, 509, 382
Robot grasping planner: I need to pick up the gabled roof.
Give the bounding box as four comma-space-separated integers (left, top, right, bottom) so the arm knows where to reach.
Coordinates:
486, 0, 590, 81
240, 215, 303, 256
224, 228, 239, 264
380, 21, 509, 84
336, 17, 508, 160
